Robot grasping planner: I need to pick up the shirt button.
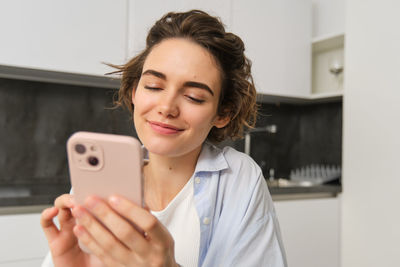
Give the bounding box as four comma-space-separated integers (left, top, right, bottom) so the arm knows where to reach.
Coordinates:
203, 217, 211, 225
195, 177, 201, 184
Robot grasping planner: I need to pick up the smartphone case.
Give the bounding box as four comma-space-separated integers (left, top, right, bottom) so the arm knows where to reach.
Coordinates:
67, 131, 143, 207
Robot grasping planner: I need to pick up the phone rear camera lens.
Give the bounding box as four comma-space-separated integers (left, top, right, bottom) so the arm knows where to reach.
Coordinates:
88, 156, 99, 166
75, 144, 86, 154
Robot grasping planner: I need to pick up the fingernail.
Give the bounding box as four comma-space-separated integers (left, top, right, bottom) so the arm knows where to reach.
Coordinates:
109, 196, 120, 206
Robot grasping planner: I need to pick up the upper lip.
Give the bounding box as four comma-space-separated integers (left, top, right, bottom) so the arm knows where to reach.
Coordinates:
148, 121, 184, 131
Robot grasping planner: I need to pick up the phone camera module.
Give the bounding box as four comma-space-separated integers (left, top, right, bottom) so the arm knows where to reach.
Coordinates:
75, 144, 86, 154
88, 156, 99, 166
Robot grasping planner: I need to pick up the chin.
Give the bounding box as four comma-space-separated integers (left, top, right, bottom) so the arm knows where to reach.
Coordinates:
142, 138, 179, 156
143, 138, 203, 158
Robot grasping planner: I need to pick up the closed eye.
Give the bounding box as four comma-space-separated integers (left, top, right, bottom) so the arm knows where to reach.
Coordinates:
144, 86, 162, 91
186, 96, 205, 104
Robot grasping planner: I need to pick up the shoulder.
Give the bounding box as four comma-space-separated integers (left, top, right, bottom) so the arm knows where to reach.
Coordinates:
212, 145, 275, 226
199, 143, 267, 196
220, 145, 257, 166
220, 145, 263, 182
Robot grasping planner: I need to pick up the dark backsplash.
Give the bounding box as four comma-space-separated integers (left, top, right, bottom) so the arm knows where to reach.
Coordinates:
219, 102, 342, 179
0, 78, 136, 189
0, 77, 342, 190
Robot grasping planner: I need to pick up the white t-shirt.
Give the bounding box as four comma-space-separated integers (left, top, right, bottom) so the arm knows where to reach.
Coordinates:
151, 176, 200, 267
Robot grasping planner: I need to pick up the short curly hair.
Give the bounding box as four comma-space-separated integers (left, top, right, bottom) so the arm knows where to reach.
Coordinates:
111, 10, 258, 143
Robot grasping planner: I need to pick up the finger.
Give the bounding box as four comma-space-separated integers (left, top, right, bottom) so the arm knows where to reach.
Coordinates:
54, 194, 75, 226
84, 196, 150, 254
73, 224, 126, 267
40, 207, 60, 241
71, 205, 131, 263
108, 195, 171, 245
54, 194, 74, 209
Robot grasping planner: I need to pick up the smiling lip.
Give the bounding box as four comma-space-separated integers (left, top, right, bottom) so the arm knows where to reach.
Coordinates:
148, 121, 184, 135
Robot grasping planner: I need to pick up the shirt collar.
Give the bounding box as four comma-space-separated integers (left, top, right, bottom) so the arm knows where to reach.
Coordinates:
194, 142, 229, 173
142, 142, 229, 173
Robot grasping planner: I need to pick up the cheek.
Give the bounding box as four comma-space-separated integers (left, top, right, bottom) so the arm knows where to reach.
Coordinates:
134, 91, 155, 114
185, 108, 216, 129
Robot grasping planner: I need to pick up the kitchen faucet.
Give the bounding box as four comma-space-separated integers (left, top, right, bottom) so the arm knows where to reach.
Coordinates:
244, 124, 277, 156
244, 124, 278, 181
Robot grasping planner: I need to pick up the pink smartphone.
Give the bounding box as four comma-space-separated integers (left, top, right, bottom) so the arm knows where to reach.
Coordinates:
66, 131, 143, 207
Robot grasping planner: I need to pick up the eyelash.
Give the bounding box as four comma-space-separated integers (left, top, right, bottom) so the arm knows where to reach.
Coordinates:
144, 86, 162, 91
187, 96, 205, 104
144, 86, 205, 104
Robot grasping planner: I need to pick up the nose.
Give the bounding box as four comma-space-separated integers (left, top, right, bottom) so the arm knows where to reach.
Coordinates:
157, 92, 179, 118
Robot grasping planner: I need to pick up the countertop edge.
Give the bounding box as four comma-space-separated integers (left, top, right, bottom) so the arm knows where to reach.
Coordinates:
0, 185, 342, 214
0, 205, 50, 215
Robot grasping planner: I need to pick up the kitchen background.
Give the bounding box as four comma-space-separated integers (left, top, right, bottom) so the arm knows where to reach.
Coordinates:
1, 0, 400, 267
0, 77, 342, 206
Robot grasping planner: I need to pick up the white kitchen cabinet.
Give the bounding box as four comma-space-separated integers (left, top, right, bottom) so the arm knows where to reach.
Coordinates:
0, 213, 48, 265
274, 196, 341, 267
129, 0, 311, 97
0, 259, 44, 267
231, 0, 312, 97
127, 0, 231, 58
312, 0, 345, 38
0, 0, 127, 76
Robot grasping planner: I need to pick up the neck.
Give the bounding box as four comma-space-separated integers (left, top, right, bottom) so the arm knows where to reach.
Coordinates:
144, 145, 202, 211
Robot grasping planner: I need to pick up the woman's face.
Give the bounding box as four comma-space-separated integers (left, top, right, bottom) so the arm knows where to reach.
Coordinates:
132, 38, 228, 157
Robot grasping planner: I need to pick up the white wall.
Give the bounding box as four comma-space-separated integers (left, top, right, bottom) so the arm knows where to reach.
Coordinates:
342, 1, 400, 266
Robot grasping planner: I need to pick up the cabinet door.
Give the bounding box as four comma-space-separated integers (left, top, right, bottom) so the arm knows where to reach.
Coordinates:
0, 213, 48, 264
231, 0, 311, 96
312, 0, 345, 38
0, 0, 127, 76
128, 0, 231, 58
274, 197, 340, 267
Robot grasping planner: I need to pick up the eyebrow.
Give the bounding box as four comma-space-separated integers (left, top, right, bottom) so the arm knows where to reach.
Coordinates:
142, 69, 214, 96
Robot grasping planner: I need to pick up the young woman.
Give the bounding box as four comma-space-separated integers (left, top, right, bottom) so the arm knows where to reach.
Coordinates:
41, 10, 287, 267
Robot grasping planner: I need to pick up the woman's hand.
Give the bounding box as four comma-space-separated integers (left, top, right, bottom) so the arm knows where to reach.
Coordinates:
40, 194, 106, 267
71, 195, 178, 267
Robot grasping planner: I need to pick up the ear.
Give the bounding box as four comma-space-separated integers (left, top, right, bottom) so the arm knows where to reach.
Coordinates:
213, 115, 230, 129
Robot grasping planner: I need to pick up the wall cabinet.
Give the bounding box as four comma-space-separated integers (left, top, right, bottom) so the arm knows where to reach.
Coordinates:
1, 0, 314, 97
127, 0, 231, 58
129, 0, 311, 97
0, 0, 127, 76
231, 0, 312, 97
274, 197, 341, 267
312, 0, 345, 39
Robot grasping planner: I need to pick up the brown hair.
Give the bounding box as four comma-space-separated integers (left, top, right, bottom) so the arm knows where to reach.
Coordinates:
110, 10, 258, 143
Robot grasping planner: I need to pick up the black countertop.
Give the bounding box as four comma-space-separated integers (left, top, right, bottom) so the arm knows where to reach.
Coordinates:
0, 184, 69, 207
0, 182, 342, 211
269, 184, 341, 195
